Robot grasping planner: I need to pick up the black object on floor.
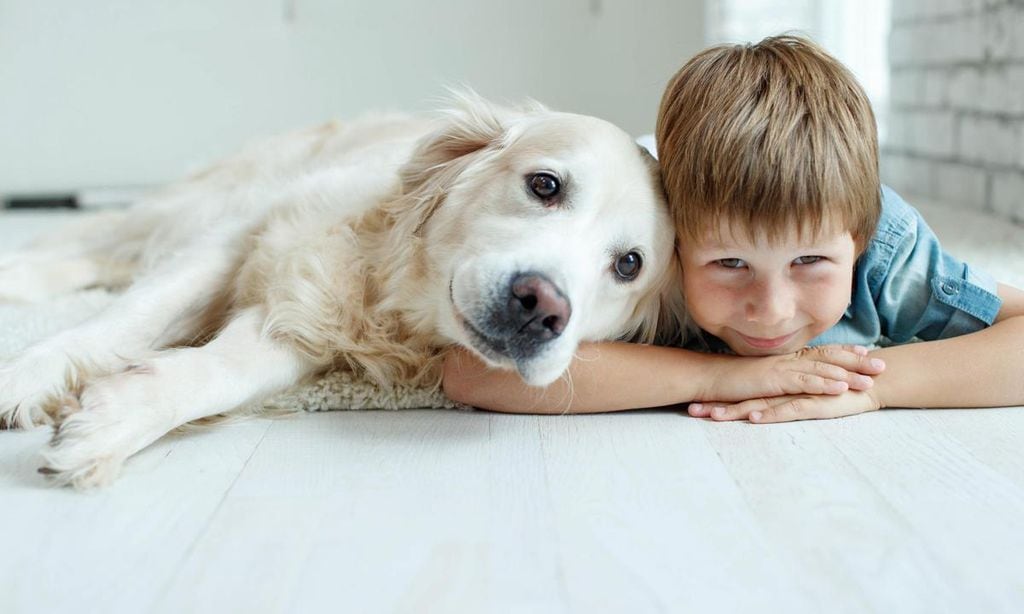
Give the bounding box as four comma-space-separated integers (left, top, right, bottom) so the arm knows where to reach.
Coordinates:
3, 194, 79, 209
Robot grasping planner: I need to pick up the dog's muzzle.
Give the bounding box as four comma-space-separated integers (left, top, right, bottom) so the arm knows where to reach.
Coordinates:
468, 272, 572, 361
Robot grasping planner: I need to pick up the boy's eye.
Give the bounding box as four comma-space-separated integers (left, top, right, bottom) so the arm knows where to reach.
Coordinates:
716, 258, 746, 269
793, 256, 823, 265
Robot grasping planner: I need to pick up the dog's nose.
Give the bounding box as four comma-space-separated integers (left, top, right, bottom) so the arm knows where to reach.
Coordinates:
508, 273, 571, 340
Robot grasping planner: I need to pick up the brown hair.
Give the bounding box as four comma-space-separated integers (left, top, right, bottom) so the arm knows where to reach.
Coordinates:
655, 35, 880, 251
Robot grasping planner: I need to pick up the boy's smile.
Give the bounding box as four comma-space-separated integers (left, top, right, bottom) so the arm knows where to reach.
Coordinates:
679, 221, 858, 356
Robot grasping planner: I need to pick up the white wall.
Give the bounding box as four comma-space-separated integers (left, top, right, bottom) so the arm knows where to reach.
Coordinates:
0, 0, 703, 196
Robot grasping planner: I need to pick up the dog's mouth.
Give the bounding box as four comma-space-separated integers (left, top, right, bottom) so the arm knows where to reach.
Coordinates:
450, 280, 515, 366
449, 275, 575, 387
460, 312, 515, 363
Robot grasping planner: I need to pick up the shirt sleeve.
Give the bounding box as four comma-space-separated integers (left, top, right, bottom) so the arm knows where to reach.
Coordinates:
636, 134, 658, 159
872, 189, 1003, 343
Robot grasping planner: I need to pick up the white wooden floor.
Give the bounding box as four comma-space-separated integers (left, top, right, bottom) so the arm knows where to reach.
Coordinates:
1, 205, 1023, 614
2, 409, 1024, 613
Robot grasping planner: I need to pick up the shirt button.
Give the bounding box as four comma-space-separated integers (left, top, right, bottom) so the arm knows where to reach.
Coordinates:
941, 282, 959, 295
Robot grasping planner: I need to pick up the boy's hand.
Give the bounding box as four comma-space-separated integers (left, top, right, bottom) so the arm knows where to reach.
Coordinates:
688, 387, 883, 423
700, 345, 885, 403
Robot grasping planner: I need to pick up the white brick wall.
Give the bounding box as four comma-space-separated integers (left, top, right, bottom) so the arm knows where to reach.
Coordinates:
934, 161, 988, 209
882, 1, 1024, 222
993, 170, 1024, 219
959, 115, 1021, 166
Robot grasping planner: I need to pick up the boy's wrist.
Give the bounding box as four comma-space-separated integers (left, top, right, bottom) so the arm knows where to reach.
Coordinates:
865, 380, 887, 410
688, 353, 732, 402
864, 351, 892, 409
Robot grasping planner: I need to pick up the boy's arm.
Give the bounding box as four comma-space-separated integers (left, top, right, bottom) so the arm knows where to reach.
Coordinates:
701, 283, 1024, 422
442, 341, 883, 414
994, 283, 1024, 321
871, 319, 1024, 408
871, 282, 1024, 408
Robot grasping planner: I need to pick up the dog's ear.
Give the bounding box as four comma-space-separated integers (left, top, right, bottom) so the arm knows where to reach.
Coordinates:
397, 91, 515, 235
625, 255, 689, 347
403, 92, 508, 182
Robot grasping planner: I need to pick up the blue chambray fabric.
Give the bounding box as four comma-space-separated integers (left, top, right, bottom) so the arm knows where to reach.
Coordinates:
810, 186, 1002, 347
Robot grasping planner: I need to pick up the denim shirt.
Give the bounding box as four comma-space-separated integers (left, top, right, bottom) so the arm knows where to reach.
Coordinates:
810, 186, 1002, 346
684, 187, 1003, 352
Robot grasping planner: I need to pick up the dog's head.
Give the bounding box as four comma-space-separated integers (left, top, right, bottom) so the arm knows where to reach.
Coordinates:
397, 92, 683, 386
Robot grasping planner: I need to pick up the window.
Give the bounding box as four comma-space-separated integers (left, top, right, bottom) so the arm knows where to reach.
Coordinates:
705, 0, 891, 141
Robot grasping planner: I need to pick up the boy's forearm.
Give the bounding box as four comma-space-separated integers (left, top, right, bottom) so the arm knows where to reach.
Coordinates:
442, 342, 720, 414
871, 316, 1024, 409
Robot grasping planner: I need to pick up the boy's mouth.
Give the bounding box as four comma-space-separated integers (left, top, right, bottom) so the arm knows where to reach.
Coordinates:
737, 331, 797, 351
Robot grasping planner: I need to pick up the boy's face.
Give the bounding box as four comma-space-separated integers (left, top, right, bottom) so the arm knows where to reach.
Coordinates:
679, 220, 857, 356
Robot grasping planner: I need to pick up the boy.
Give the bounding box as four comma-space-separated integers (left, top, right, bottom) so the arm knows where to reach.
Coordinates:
442, 35, 1024, 422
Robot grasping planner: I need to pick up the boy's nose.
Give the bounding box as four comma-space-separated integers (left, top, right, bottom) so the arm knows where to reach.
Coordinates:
746, 279, 796, 326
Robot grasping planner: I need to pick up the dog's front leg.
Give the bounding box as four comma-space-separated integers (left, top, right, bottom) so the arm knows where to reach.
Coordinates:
38, 308, 321, 489
0, 227, 246, 429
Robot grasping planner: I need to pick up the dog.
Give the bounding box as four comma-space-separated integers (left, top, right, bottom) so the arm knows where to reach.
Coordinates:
0, 92, 683, 488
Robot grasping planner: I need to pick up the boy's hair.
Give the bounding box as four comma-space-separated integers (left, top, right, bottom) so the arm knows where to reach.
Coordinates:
655, 35, 881, 252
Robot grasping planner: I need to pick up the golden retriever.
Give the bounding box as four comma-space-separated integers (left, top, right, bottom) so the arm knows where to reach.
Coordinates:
0, 92, 682, 488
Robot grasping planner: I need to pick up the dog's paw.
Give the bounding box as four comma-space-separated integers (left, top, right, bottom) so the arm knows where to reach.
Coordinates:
37, 369, 172, 489
38, 394, 133, 489
0, 353, 70, 429
39, 414, 127, 489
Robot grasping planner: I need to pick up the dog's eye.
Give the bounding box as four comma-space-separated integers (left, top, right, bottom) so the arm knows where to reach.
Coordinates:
528, 173, 560, 199
614, 251, 643, 281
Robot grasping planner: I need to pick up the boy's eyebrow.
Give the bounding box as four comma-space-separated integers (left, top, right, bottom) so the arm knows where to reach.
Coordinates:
796, 232, 855, 249
688, 232, 853, 253
683, 236, 736, 252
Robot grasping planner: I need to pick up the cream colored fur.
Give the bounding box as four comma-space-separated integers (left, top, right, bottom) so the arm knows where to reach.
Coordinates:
0, 92, 684, 488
